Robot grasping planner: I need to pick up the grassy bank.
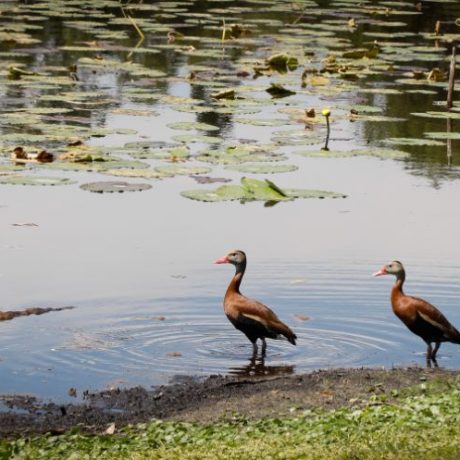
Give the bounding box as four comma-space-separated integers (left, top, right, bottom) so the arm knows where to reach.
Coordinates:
2, 377, 460, 460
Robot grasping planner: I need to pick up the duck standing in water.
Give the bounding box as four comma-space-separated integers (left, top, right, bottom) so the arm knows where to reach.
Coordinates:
373, 260, 460, 366
215, 250, 297, 357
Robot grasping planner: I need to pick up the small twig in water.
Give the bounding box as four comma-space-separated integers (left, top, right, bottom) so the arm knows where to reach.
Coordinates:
447, 45, 456, 110
222, 18, 226, 41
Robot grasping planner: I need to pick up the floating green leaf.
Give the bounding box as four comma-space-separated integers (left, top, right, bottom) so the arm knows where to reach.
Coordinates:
44, 159, 149, 172
226, 163, 298, 174
80, 182, 152, 194
425, 132, 460, 140
266, 53, 299, 71
181, 185, 247, 202
167, 122, 219, 132
385, 138, 445, 146
265, 83, 296, 98
173, 134, 222, 144
411, 111, 460, 120
181, 178, 346, 202
299, 148, 410, 159
154, 165, 212, 176
0, 176, 75, 186
235, 118, 290, 127
103, 169, 166, 179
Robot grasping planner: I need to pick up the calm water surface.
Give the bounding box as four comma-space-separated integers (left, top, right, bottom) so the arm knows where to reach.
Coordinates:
1, 0, 460, 402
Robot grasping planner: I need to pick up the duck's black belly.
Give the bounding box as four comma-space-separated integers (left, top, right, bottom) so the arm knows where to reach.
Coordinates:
227, 314, 278, 343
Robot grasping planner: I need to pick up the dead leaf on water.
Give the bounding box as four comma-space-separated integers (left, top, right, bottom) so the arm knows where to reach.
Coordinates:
294, 314, 311, 321
68, 388, 77, 397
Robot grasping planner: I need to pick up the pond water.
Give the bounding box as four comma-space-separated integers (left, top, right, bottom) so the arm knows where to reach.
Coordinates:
1, 0, 460, 403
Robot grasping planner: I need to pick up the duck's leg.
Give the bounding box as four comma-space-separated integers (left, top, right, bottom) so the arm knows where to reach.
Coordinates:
431, 341, 441, 360
426, 343, 433, 368
251, 341, 258, 358
430, 341, 441, 367
261, 338, 267, 357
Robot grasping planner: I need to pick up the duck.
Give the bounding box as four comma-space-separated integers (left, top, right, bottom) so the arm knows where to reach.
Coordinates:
215, 249, 297, 357
373, 260, 460, 366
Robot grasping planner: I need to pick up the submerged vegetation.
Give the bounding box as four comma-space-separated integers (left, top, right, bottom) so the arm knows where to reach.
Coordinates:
2, 375, 460, 459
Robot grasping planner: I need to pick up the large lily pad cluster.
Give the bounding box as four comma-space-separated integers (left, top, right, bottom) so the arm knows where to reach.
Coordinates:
0, 0, 458, 195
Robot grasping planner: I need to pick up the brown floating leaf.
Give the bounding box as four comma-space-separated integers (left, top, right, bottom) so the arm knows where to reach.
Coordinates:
0, 306, 75, 322
11, 147, 54, 164
427, 67, 446, 82
211, 89, 236, 100
68, 388, 77, 397
294, 314, 311, 321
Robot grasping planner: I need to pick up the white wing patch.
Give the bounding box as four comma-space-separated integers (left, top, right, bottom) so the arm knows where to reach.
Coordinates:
419, 311, 448, 334
241, 312, 267, 326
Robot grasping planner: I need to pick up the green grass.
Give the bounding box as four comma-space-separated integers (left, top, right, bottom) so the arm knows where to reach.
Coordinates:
2, 379, 460, 460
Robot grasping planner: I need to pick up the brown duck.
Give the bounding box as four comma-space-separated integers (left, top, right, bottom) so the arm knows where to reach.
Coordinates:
215, 250, 297, 356
373, 260, 460, 366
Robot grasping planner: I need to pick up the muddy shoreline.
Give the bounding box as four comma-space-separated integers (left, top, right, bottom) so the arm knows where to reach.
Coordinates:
1, 366, 457, 438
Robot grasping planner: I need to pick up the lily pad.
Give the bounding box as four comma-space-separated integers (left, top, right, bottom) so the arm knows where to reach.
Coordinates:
385, 138, 445, 146
167, 122, 219, 131
343, 105, 383, 113
154, 165, 212, 176
266, 53, 299, 72
0, 176, 75, 186
127, 145, 190, 160
425, 132, 460, 140
103, 169, 166, 179
235, 118, 290, 127
44, 159, 149, 172
80, 182, 152, 194
226, 163, 298, 174
181, 185, 247, 202
299, 148, 410, 159
265, 83, 296, 98
411, 111, 460, 120
181, 177, 346, 203
173, 134, 222, 144
197, 144, 285, 165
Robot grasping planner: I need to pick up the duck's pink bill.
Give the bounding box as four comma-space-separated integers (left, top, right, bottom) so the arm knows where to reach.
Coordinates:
372, 267, 387, 277
215, 256, 229, 264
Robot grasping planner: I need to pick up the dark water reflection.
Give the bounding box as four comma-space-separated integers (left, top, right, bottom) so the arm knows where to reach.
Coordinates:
228, 356, 295, 378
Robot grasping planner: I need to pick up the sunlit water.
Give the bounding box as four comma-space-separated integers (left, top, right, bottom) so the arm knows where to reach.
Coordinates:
1, 0, 460, 402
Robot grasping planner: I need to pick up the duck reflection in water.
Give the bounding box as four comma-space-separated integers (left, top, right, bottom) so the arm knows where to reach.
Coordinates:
228, 355, 295, 378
